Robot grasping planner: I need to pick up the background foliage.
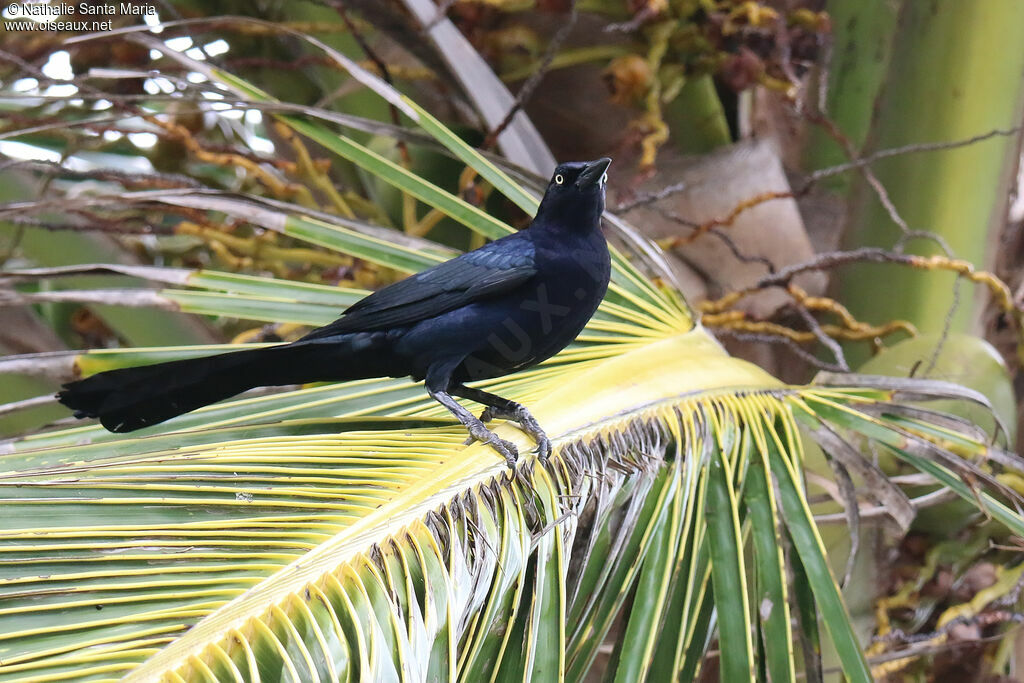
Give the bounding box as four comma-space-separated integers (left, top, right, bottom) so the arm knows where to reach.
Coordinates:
1, 0, 1023, 680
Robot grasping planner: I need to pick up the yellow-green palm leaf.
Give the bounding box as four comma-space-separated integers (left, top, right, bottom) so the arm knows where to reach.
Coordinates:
2, 314, 1020, 682
1, 43, 1022, 683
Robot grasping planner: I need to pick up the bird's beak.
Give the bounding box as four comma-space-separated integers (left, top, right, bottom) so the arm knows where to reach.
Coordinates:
575, 157, 612, 189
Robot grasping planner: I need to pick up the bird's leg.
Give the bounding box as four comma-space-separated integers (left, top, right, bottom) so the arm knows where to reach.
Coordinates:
425, 373, 519, 467
429, 389, 520, 467
451, 384, 552, 462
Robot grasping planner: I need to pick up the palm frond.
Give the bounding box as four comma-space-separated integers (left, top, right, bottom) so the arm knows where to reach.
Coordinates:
2, 318, 1022, 681
1, 30, 1022, 683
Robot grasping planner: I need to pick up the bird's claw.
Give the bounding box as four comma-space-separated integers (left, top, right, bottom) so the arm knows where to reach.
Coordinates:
465, 424, 519, 467
476, 404, 552, 463
486, 436, 519, 468
509, 405, 551, 463
533, 433, 552, 462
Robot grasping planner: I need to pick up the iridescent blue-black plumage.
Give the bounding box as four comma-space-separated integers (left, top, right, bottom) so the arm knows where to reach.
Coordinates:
58, 158, 613, 465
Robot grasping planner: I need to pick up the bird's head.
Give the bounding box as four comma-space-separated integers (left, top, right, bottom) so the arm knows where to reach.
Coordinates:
534, 157, 611, 231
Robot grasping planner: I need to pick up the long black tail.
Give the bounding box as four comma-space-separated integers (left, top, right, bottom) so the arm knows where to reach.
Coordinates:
57, 340, 376, 433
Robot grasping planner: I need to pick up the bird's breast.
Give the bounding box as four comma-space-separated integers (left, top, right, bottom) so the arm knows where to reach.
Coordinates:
455, 232, 610, 381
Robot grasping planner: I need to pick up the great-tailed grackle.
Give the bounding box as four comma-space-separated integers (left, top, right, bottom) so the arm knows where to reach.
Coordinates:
58, 158, 613, 466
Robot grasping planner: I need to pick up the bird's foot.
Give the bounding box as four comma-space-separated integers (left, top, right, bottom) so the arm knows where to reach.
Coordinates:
478, 403, 551, 462
465, 423, 519, 468
517, 413, 551, 462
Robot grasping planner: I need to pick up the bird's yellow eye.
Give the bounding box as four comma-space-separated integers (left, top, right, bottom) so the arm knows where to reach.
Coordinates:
554, 174, 564, 185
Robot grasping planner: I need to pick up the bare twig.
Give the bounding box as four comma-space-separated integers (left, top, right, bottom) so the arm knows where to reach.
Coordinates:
657, 191, 795, 249
757, 248, 1016, 317
611, 126, 1023, 215
483, 0, 579, 149
804, 127, 1023, 187
613, 181, 688, 213
647, 204, 777, 271
804, 107, 916, 238
793, 302, 850, 371
712, 328, 848, 372
893, 229, 954, 257
923, 278, 962, 377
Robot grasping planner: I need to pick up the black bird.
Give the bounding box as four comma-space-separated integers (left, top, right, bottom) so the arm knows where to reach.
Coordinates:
58, 158, 613, 466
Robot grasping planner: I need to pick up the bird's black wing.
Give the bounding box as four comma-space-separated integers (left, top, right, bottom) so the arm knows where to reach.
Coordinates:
301, 233, 536, 338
